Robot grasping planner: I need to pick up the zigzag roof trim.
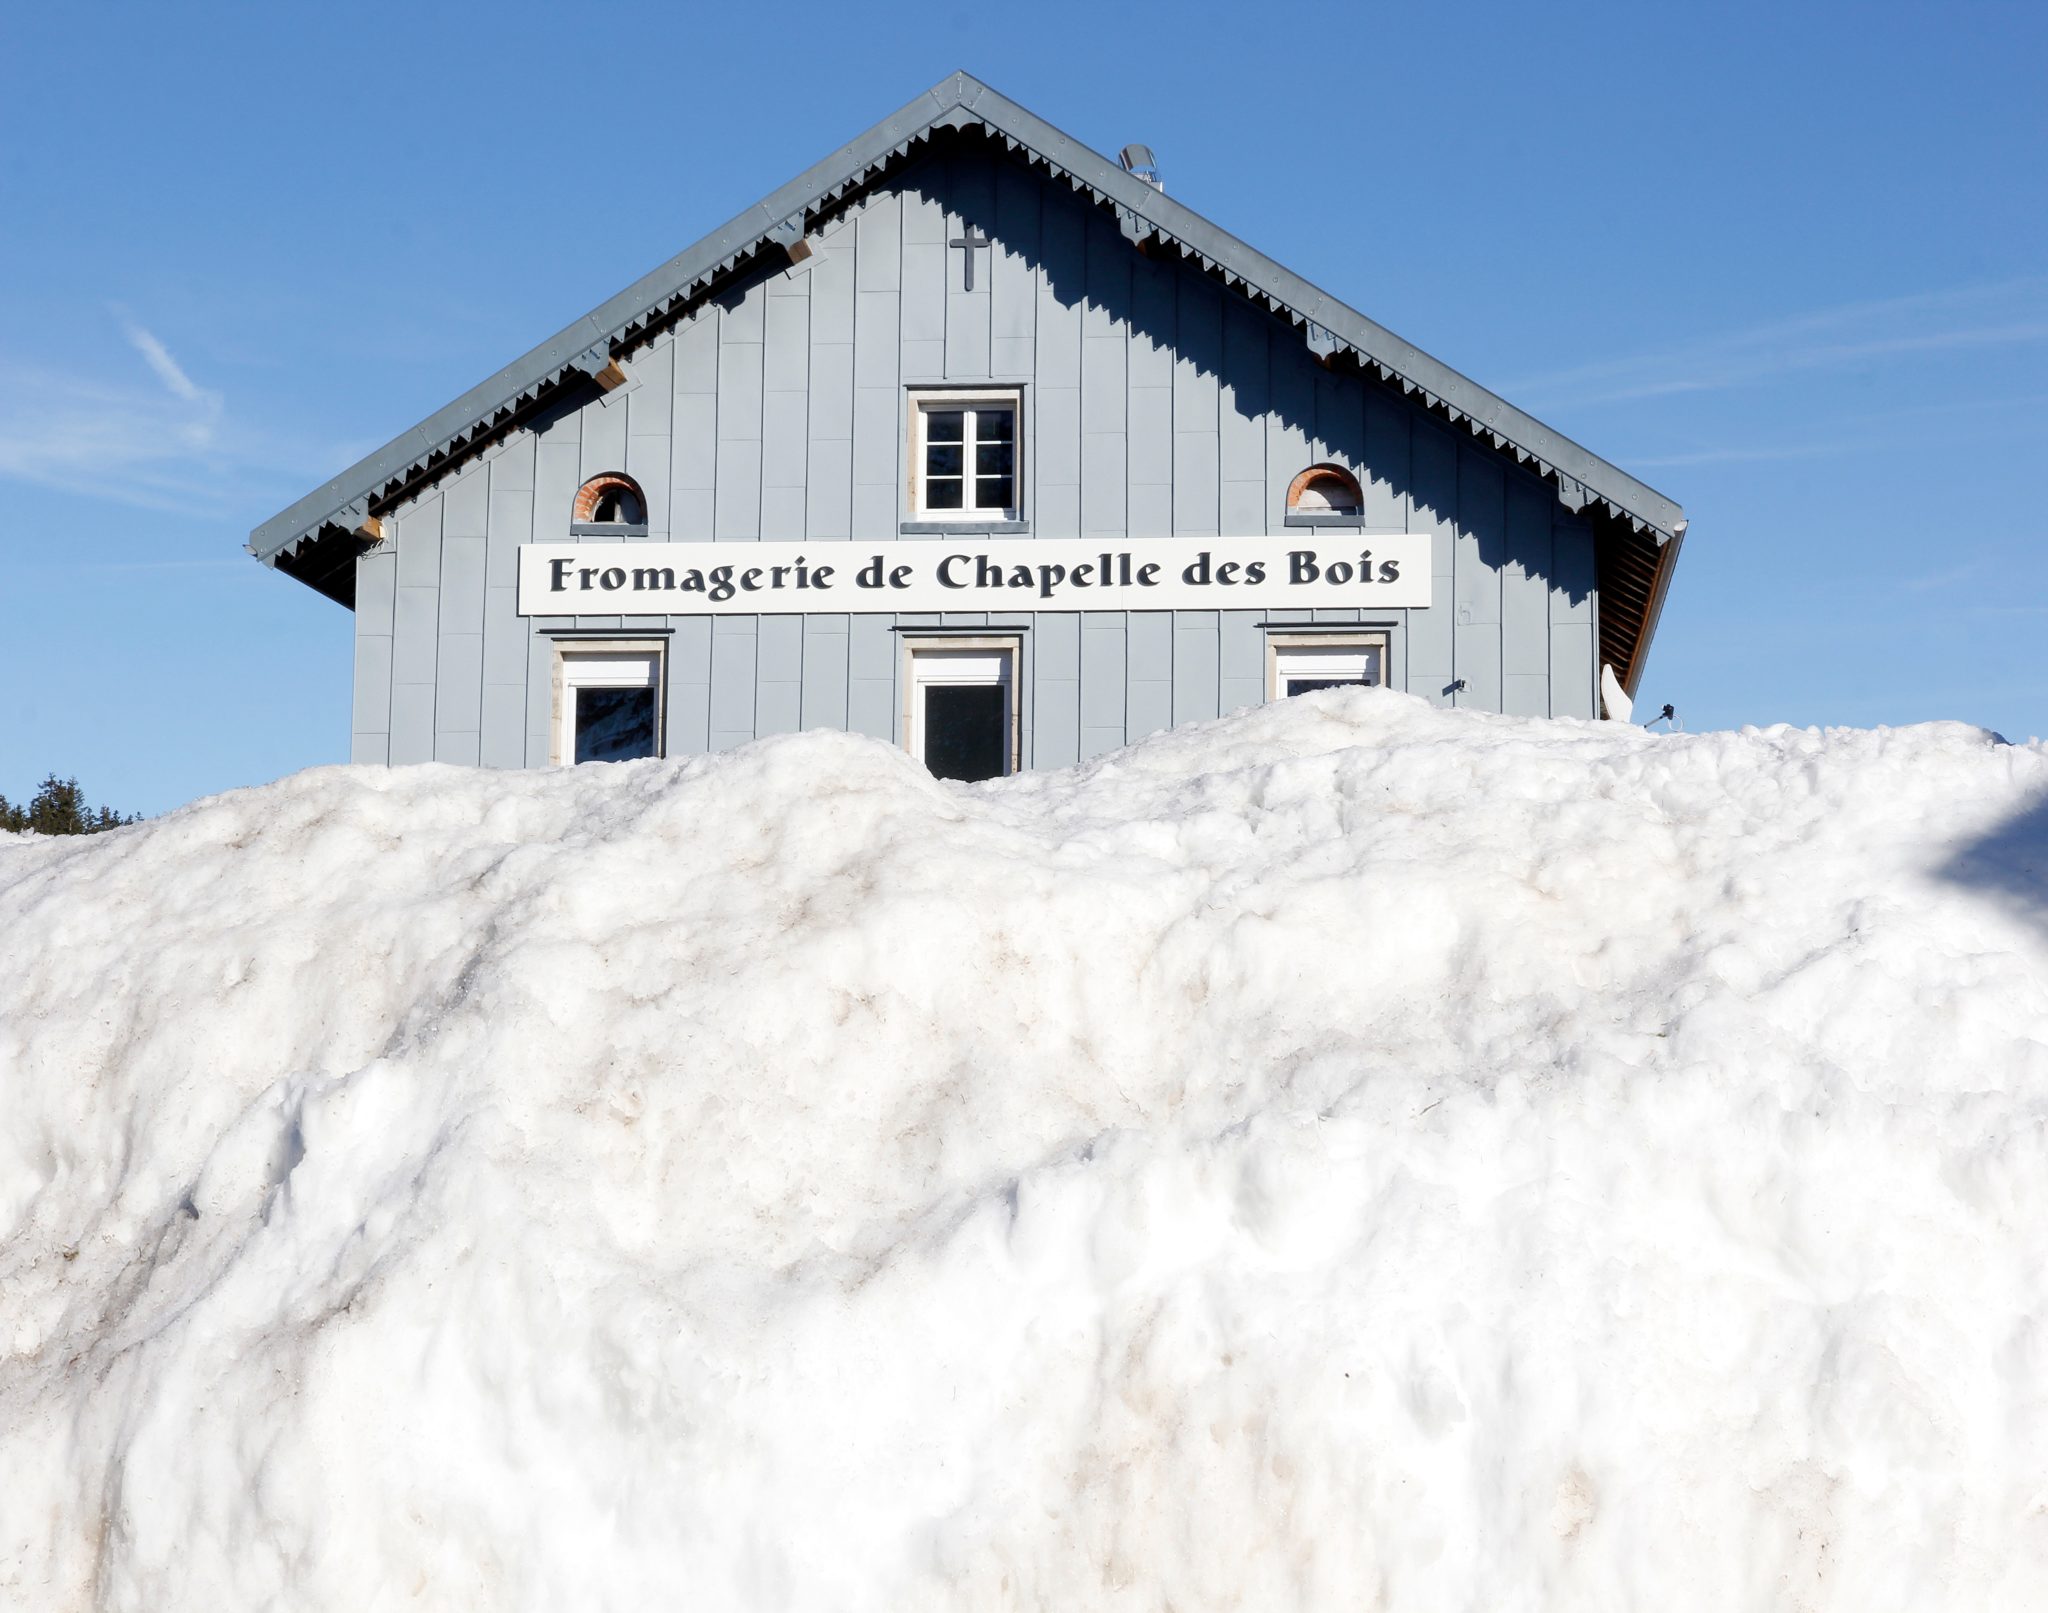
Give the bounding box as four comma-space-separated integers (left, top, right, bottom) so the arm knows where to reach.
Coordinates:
250, 71, 1683, 570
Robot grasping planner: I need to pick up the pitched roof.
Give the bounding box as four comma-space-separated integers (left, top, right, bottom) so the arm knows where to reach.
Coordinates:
251, 71, 1685, 618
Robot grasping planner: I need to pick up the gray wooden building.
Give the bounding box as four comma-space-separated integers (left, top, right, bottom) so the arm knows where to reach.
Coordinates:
250, 73, 1685, 779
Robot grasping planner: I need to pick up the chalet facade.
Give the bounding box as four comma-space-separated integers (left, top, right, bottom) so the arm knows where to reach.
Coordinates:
250, 73, 1685, 779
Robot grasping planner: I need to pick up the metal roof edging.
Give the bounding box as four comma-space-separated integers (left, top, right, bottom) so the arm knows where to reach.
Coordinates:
250, 69, 1683, 567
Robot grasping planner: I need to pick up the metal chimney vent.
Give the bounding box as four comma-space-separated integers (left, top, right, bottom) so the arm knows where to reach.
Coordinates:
1118, 143, 1163, 192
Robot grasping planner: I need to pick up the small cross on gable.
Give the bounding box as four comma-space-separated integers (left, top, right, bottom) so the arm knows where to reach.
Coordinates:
949, 227, 989, 292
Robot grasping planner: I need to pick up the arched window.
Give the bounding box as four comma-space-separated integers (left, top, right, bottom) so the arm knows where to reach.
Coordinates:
574, 473, 647, 529
1286, 464, 1364, 517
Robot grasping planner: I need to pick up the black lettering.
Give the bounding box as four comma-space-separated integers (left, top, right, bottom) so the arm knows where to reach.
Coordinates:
811, 564, 834, 589
549, 557, 574, 592
975, 555, 1006, 588
1245, 561, 1267, 584
1182, 551, 1213, 586
579, 566, 600, 589
680, 569, 707, 593
1118, 553, 1134, 587
1289, 550, 1320, 585
1073, 562, 1094, 586
631, 567, 676, 591
600, 567, 626, 591
1325, 561, 1354, 585
771, 564, 793, 588
1008, 564, 1034, 589
740, 567, 764, 591
1377, 559, 1401, 583
1137, 562, 1160, 586
857, 555, 886, 588
938, 554, 972, 589
709, 566, 735, 602
888, 565, 912, 589
1216, 560, 1241, 585
1037, 564, 1067, 599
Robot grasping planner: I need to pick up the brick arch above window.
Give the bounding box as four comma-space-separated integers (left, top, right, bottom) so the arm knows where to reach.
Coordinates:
574, 472, 647, 527
1286, 463, 1364, 515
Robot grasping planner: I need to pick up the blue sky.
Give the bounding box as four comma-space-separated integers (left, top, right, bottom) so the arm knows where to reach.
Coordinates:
2, 0, 2043, 815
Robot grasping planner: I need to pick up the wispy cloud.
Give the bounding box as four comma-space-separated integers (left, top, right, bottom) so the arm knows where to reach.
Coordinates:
1503, 278, 2048, 411
0, 310, 343, 517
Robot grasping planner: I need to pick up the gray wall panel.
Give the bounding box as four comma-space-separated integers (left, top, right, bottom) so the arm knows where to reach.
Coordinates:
352, 546, 397, 745
756, 614, 805, 735
1080, 614, 1125, 757
1219, 609, 1265, 713
943, 150, 994, 379
668, 617, 712, 756
359, 147, 1616, 779
1031, 611, 1080, 769
800, 616, 850, 730
390, 681, 434, 764
900, 179, 947, 377
1127, 611, 1174, 740
353, 635, 393, 742
709, 616, 758, 749
1172, 610, 1220, 727
524, 634, 553, 766
533, 414, 583, 544
1550, 621, 1596, 720
1454, 448, 1505, 711
847, 614, 896, 742
990, 159, 1038, 376
1503, 477, 1554, 688
579, 389, 629, 481
1407, 423, 1458, 705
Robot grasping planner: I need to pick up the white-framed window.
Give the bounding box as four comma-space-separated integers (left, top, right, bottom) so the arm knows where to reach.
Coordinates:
1266, 633, 1389, 700
552, 642, 665, 764
902, 637, 1020, 782
909, 390, 1020, 519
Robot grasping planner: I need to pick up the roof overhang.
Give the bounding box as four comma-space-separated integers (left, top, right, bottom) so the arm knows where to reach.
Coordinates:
251, 70, 1686, 656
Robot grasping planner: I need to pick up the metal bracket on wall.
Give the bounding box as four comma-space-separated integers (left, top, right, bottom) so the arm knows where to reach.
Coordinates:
1304, 322, 1341, 362
1554, 474, 1590, 512
766, 213, 815, 263
572, 343, 629, 392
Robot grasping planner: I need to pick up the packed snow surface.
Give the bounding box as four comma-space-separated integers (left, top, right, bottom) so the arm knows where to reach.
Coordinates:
6, 693, 2048, 1611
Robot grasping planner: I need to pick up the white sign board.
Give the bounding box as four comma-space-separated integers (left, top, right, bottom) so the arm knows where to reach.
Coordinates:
517, 536, 1431, 616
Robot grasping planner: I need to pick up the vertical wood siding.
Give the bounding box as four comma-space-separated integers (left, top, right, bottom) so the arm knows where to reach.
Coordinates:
366, 143, 1602, 767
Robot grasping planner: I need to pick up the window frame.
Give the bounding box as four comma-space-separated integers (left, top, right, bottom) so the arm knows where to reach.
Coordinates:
907, 388, 1023, 522
1266, 632, 1390, 701
900, 635, 1022, 780
551, 639, 667, 765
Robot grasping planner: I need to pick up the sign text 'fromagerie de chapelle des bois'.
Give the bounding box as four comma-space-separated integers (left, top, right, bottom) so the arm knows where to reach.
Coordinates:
516, 536, 1433, 616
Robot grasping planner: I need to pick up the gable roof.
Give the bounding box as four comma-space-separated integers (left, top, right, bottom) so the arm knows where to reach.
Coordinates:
250, 71, 1685, 684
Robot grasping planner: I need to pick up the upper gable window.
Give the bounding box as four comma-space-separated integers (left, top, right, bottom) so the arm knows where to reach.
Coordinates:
574, 473, 647, 530
1286, 464, 1364, 517
910, 390, 1020, 520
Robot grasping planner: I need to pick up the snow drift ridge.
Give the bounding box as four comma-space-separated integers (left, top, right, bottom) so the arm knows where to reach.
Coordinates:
4, 691, 2048, 1611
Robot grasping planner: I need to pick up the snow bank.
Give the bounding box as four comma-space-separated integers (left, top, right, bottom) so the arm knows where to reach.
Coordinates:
5, 692, 2048, 1611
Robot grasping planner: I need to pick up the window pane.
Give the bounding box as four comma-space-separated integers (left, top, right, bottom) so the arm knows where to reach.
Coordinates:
975, 439, 1013, 475
925, 442, 963, 477
925, 476, 964, 510
575, 686, 657, 762
974, 408, 1014, 442
924, 409, 964, 443
1284, 677, 1372, 697
923, 684, 1006, 782
975, 473, 1014, 510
